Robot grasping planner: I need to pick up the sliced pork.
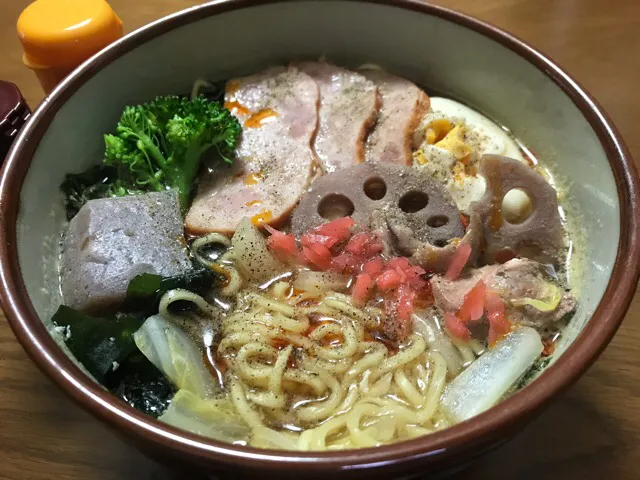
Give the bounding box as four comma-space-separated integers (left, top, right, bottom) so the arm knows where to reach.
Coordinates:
298, 62, 379, 172
60, 191, 191, 313
185, 66, 319, 234
431, 258, 576, 331
363, 70, 430, 165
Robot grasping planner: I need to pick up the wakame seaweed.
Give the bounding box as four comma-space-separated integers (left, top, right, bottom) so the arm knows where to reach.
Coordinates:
60, 93, 241, 220
516, 356, 552, 390
53, 266, 221, 416
108, 353, 176, 418
60, 165, 122, 220
52, 305, 142, 383
52, 304, 175, 417
122, 265, 222, 316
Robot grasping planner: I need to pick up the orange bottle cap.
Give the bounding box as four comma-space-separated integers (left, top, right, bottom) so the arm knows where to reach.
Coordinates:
17, 0, 123, 69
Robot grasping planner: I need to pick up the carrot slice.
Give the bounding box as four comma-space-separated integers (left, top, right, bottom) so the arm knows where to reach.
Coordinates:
344, 231, 383, 258
386, 257, 409, 271
302, 243, 332, 270
265, 225, 297, 260
485, 290, 511, 346
362, 257, 385, 278
405, 266, 427, 290
344, 232, 370, 255
330, 252, 361, 273
376, 269, 403, 291
352, 273, 374, 307
457, 280, 486, 322
445, 311, 471, 341
445, 243, 472, 280
395, 284, 416, 322
300, 233, 340, 249
314, 217, 355, 241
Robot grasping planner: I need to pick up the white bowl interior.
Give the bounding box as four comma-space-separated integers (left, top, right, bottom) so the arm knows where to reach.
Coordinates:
16, 1, 617, 369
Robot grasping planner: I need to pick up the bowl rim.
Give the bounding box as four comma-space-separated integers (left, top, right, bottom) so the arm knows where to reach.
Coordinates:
1, 0, 638, 472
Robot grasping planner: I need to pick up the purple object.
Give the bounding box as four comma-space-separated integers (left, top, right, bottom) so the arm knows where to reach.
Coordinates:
0, 81, 30, 162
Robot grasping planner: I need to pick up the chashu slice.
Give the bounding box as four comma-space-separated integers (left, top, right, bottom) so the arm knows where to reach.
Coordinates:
298, 62, 379, 172
185, 66, 319, 234
363, 70, 430, 165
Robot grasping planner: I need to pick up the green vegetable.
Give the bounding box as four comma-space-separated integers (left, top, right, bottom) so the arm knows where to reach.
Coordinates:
159, 389, 249, 442
511, 283, 562, 312
516, 357, 552, 390
103, 95, 241, 208
122, 265, 221, 316
53, 266, 221, 415
59, 95, 241, 218
441, 327, 543, 422
108, 352, 176, 418
52, 306, 142, 383
60, 165, 127, 220
134, 315, 218, 399
53, 305, 176, 417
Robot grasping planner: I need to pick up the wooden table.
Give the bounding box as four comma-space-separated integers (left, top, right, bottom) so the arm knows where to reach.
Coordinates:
1, 0, 639, 478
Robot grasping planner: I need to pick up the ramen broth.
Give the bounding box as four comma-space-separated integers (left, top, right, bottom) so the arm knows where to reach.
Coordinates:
54, 63, 578, 451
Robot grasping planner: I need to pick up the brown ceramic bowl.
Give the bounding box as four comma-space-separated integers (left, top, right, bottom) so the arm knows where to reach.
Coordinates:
1, 0, 638, 478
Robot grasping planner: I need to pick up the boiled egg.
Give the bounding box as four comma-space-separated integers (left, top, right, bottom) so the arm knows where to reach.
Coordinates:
413, 98, 530, 217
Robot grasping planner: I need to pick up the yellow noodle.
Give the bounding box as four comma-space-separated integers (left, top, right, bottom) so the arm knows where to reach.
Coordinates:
345, 344, 387, 380
324, 298, 377, 328
308, 414, 349, 450
282, 370, 326, 396
346, 403, 381, 447
394, 369, 424, 407
271, 313, 310, 334
271, 281, 292, 301
310, 320, 359, 361
312, 357, 353, 375
221, 265, 243, 296
335, 383, 359, 415
192, 233, 231, 266
158, 289, 214, 320
246, 391, 287, 409
456, 343, 476, 365
404, 424, 432, 438
247, 292, 296, 316
372, 335, 427, 379
295, 362, 344, 423
214, 284, 462, 451
359, 371, 393, 397
418, 352, 448, 423
230, 379, 264, 428
269, 345, 292, 394
468, 338, 486, 356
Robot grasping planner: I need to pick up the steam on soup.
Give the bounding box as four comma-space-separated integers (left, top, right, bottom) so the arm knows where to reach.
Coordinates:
53, 62, 576, 450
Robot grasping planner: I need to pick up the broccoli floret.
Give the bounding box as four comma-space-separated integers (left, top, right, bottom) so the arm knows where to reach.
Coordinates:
103, 95, 241, 208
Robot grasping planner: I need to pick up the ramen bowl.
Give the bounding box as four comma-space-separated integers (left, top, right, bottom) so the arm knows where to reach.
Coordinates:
1, 0, 638, 478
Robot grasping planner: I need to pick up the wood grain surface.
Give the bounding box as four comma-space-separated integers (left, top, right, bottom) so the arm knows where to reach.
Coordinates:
1, 0, 639, 478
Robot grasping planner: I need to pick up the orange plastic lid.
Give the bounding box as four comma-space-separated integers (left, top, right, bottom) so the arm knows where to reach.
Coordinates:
17, 0, 123, 69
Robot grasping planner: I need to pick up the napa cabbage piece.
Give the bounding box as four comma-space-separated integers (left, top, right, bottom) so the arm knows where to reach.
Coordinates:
441, 327, 543, 422
250, 426, 300, 450
293, 270, 349, 293
412, 313, 464, 376
511, 282, 562, 312
159, 389, 250, 442
134, 315, 217, 399
232, 218, 285, 282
